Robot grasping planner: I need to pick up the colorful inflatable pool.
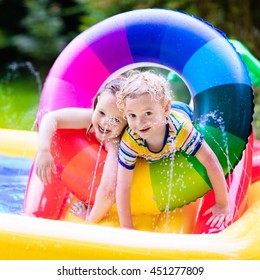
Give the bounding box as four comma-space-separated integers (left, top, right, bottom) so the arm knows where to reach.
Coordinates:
0, 129, 260, 259
0, 9, 259, 259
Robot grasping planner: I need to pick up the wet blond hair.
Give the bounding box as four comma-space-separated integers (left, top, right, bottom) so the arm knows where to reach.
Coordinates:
116, 70, 172, 112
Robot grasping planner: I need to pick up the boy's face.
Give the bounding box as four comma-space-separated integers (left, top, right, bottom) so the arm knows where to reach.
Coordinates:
124, 93, 170, 140
92, 92, 127, 142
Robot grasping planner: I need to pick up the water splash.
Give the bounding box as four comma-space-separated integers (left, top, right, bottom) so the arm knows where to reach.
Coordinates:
85, 124, 108, 212
6, 61, 42, 94
0, 61, 42, 132
196, 111, 248, 218
163, 137, 177, 229
161, 109, 237, 232
197, 110, 233, 176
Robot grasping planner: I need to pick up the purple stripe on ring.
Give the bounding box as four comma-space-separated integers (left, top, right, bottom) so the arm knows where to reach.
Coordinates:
80, 14, 134, 73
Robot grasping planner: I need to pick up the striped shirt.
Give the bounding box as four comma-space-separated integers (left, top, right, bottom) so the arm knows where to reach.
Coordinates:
118, 111, 203, 170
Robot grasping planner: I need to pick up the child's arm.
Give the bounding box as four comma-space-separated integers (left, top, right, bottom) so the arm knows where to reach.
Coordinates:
36, 108, 93, 184
86, 141, 119, 223
116, 165, 135, 229
195, 140, 231, 228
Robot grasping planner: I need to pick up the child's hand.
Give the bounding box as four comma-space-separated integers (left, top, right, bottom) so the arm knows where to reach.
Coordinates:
70, 201, 91, 221
203, 204, 232, 228
35, 150, 57, 184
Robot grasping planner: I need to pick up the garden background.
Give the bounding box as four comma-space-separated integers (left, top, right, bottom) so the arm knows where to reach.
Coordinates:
0, 0, 259, 138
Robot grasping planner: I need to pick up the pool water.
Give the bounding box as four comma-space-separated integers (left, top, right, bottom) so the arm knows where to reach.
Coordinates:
0, 155, 32, 214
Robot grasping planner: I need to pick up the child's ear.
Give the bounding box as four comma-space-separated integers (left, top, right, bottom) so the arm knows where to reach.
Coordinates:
164, 100, 171, 116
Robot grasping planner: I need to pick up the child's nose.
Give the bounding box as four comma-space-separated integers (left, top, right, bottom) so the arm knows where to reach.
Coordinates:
137, 116, 145, 127
102, 116, 115, 126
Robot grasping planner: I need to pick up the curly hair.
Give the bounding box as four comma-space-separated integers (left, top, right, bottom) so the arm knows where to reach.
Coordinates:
116, 70, 172, 112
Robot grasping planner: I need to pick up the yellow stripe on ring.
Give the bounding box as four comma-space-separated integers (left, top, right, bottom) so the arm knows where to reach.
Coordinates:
130, 159, 159, 215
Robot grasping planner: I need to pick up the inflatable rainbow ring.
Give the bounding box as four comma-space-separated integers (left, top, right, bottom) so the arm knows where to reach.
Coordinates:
23, 9, 254, 226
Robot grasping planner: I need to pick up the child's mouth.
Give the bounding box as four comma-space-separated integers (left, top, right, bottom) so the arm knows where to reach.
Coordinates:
98, 125, 110, 134
139, 127, 150, 133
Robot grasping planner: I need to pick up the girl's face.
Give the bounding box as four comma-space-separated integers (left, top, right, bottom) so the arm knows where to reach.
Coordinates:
92, 92, 127, 142
124, 93, 170, 141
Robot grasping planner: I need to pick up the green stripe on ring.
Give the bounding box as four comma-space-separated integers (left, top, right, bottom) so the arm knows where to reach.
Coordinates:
149, 126, 246, 212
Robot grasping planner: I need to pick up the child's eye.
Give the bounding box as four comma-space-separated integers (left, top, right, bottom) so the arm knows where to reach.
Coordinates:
128, 114, 136, 119
113, 118, 120, 123
98, 110, 105, 115
145, 112, 152, 116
